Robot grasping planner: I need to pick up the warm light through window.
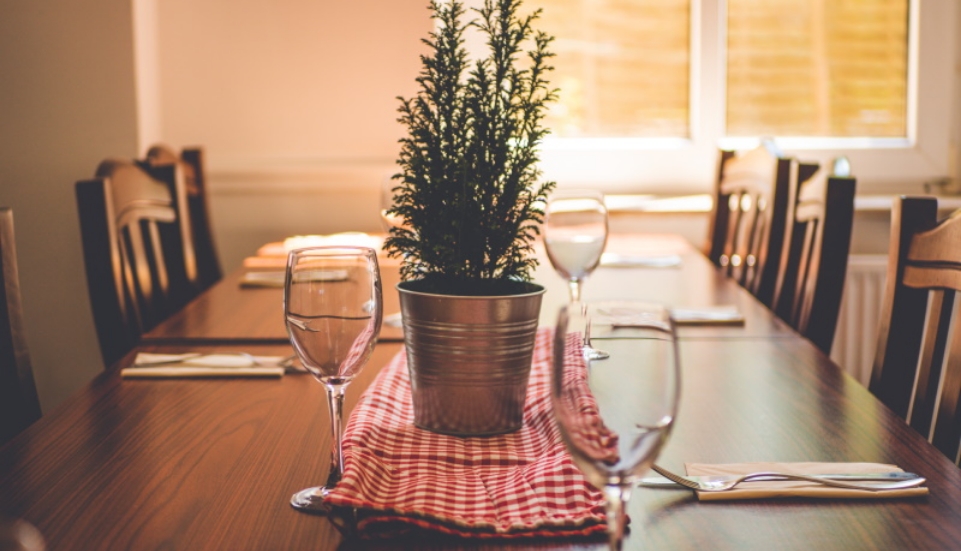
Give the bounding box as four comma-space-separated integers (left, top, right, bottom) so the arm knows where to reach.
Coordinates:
529, 0, 909, 140
531, 0, 690, 138
726, 0, 909, 138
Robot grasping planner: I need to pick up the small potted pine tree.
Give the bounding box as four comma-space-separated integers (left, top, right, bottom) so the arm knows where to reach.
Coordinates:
384, 0, 556, 436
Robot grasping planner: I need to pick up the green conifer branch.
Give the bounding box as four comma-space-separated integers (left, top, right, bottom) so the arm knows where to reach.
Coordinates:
385, 0, 556, 290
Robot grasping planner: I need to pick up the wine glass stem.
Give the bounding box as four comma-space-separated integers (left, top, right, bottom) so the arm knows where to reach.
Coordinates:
324, 383, 348, 489
602, 483, 632, 550
568, 279, 583, 304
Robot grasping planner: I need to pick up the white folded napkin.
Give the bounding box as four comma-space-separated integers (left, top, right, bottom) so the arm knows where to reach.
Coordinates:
669, 306, 745, 326
685, 462, 928, 501
282, 232, 383, 252
600, 252, 682, 268
121, 353, 287, 378
383, 312, 403, 327
240, 269, 349, 288
239, 271, 285, 288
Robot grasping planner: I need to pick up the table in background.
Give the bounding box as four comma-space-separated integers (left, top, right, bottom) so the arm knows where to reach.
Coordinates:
142, 250, 405, 343
142, 233, 795, 344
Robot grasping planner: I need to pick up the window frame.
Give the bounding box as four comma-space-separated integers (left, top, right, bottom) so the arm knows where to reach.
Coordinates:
537, 0, 956, 196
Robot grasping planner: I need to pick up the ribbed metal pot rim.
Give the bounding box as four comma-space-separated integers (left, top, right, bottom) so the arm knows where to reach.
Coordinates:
396, 280, 545, 299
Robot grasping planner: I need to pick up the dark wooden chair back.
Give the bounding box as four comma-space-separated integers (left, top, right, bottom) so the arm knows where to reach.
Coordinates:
145, 144, 222, 291
706, 142, 798, 307
870, 196, 961, 465
772, 168, 856, 354
76, 159, 198, 367
0, 208, 42, 443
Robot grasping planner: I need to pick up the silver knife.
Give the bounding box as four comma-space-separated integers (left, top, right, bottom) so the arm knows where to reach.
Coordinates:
639, 472, 922, 488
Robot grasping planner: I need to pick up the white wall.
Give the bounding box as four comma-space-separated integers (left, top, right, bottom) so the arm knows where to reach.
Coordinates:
0, 0, 141, 410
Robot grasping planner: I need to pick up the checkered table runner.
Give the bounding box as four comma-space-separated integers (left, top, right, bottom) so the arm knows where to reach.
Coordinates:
324, 327, 607, 538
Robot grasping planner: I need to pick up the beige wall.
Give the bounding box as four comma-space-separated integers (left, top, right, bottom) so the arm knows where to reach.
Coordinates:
154, 0, 431, 269
0, 0, 140, 410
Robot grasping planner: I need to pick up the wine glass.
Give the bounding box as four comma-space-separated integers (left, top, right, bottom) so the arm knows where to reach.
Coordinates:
544, 189, 609, 359
551, 302, 680, 550
285, 246, 383, 512
544, 189, 608, 306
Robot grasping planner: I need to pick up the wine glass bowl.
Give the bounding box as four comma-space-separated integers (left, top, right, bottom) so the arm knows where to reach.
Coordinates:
552, 302, 680, 549
544, 190, 608, 304
285, 246, 383, 512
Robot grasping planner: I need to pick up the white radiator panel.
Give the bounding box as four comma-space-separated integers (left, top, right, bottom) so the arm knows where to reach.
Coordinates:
830, 255, 888, 386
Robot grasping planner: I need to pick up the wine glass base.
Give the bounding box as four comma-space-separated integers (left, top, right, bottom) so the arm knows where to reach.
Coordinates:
585, 346, 610, 360
290, 486, 333, 513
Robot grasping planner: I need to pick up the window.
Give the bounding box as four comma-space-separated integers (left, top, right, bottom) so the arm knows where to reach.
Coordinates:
524, 0, 952, 194
726, 0, 908, 138
538, 0, 690, 137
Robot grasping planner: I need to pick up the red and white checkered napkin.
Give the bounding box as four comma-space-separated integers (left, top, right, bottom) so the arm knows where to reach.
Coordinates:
324, 328, 607, 539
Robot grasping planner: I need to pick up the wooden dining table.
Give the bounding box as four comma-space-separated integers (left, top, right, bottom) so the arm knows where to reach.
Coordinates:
2, 233, 961, 550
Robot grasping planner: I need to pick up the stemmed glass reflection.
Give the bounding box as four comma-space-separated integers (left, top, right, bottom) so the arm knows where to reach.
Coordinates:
544, 189, 608, 306
551, 302, 680, 550
285, 246, 383, 512
544, 189, 609, 359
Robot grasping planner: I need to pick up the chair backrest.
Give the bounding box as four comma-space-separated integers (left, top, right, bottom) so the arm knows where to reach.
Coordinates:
870, 196, 961, 465
0, 208, 42, 443
145, 144, 222, 291
706, 141, 798, 307
771, 168, 856, 354
76, 159, 198, 367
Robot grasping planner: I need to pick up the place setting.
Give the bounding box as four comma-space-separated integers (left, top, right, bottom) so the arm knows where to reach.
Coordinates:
120, 352, 304, 378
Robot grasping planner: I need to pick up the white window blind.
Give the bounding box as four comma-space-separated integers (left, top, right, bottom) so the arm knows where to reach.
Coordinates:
726, 0, 909, 138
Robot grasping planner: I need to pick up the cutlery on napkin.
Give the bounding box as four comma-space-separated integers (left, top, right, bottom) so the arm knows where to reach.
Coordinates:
639, 471, 922, 487
590, 303, 745, 331
121, 353, 289, 378
682, 462, 928, 501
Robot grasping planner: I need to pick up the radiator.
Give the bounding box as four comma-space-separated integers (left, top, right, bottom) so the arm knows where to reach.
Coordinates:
830, 255, 889, 386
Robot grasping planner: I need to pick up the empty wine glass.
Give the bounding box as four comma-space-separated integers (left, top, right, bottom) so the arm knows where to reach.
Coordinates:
551, 302, 680, 550
285, 246, 383, 512
544, 189, 608, 306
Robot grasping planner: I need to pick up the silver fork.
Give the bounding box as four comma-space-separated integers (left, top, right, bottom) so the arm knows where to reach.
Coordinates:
650, 464, 926, 492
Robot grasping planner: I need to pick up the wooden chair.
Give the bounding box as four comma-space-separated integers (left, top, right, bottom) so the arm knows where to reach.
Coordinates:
870, 196, 961, 465
771, 167, 857, 354
76, 159, 198, 367
705, 141, 805, 307
0, 208, 42, 443
144, 144, 222, 292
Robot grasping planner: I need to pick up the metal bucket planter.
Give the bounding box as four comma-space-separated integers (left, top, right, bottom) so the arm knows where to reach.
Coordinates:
397, 281, 545, 436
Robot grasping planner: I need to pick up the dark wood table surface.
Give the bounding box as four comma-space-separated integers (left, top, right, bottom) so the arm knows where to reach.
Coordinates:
3, 234, 961, 550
